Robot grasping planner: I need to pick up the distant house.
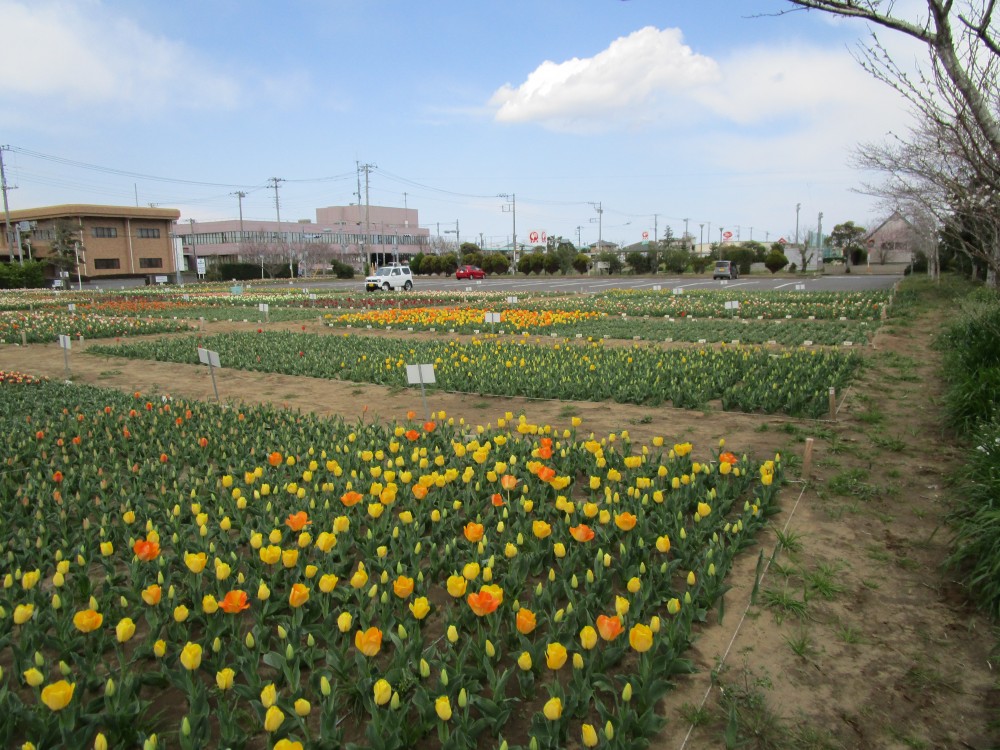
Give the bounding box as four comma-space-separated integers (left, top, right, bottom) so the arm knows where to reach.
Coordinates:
865, 212, 920, 264
1, 204, 181, 281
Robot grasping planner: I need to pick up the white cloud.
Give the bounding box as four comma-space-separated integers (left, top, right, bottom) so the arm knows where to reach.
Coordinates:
0, 0, 240, 116
489, 26, 720, 132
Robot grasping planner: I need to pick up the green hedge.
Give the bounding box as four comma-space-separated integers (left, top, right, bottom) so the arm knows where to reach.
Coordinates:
0, 260, 47, 288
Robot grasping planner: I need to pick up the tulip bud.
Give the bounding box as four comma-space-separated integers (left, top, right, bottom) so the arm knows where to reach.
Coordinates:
420, 659, 431, 678
440, 668, 449, 686
181, 717, 191, 737
34, 651, 44, 667
106, 677, 116, 697
622, 682, 632, 702
458, 688, 468, 708
245, 632, 255, 648
605, 720, 615, 740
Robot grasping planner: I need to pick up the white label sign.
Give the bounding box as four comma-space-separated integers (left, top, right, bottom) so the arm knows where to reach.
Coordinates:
672, 287, 683, 295
795, 284, 806, 291
68, 303, 76, 312
484, 312, 501, 324
652, 285, 662, 291
197, 347, 221, 368
725, 301, 740, 310
506, 296, 518, 304
406, 364, 436, 385
258, 303, 269, 313
196, 258, 207, 275
58, 334, 71, 350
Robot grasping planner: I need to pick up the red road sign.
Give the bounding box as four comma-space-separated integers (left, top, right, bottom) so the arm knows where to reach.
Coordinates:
723, 231, 733, 240
529, 231, 539, 243
778, 237, 787, 244
642, 231, 649, 240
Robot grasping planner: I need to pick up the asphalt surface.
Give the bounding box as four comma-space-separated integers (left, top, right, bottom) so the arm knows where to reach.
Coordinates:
82, 270, 902, 294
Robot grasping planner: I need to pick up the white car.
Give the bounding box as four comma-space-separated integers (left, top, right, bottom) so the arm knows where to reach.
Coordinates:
365, 264, 414, 292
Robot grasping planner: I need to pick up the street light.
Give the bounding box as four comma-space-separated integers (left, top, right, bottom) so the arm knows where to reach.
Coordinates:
499, 194, 516, 271
189, 218, 199, 279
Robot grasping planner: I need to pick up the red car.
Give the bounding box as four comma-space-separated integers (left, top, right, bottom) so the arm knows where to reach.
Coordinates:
456, 265, 486, 280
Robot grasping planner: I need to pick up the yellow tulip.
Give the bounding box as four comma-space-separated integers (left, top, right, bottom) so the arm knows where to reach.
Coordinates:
115, 617, 136, 643
543, 696, 563, 720
435, 695, 452, 721
264, 705, 285, 732
294, 698, 311, 716
260, 682, 277, 708
179, 642, 203, 671
184, 552, 207, 574
216, 668, 235, 691
13, 603, 34, 625
40, 680, 75, 711
373, 678, 392, 706
23, 668, 44, 687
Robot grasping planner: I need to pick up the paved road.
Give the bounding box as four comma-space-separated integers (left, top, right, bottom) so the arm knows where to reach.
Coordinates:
83, 272, 901, 294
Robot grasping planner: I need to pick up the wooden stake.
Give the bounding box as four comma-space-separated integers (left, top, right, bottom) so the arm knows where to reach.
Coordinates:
803, 437, 815, 478
828, 387, 837, 421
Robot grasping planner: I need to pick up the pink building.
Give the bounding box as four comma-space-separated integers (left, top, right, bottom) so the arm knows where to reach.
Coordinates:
180, 204, 430, 274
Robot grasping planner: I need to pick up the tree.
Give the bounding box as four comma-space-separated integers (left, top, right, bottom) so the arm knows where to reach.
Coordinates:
543, 253, 560, 275
597, 251, 623, 274
625, 251, 651, 274
828, 221, 867, 265
482, 253, 510, 275
764, 250, 789, 274
572, 253, 591, 274
661, 246, 691, 274
48, 220, 82, 275
742, 240, 768, 263
780, 1, 1000, 283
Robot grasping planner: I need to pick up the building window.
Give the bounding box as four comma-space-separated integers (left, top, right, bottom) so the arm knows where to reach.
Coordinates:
139, 257, 163, 268
92, 227, 118, 238
137, 228, 161, 239
93, 258, 121, 270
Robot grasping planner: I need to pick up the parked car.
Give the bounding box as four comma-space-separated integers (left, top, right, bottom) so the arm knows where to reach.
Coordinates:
456, 265, 486, 280
365, 263, 413, 291
713, 260, 739, 280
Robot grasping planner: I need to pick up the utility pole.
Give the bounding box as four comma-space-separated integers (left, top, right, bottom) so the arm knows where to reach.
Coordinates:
719, 227, 724, 260
683, 217, 690, 250
189, 218, 199, 278
589, 202, 603, 257
795, 203, 801, 248
500, 194, 516, 271
268, 177, 286, 275
699, 223, 704, 253
358, 162, 376, 266
576, 225, 583, 249
0, 146, 21, 263
817, 211, 824, 271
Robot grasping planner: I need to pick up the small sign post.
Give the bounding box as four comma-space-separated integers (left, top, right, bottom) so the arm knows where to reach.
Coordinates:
58, 334, 71, 379
197, 347, 222, 402
484, 311, 501, 334
506, 296, 518, 305
258, 303, 269, 324
672, 287, 684, 295
406, 363, 436, 422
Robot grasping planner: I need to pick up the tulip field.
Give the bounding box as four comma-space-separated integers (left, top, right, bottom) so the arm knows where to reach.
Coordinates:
0, 282, 887, 748
0, 372, 782, 750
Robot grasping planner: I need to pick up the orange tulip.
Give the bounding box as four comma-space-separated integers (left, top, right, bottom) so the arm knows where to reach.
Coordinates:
392, 576, 415, 599
422, 421, 436, 433
268, 451, 283, 467
720, 451, 738, 465
219, 590, 250, 614
596, 614, 624, 641
467, 588, 501, 617
412, 485, 429, 500
614, 512, 637, 531
355, 627, 383, 656
142, 584, 162, 606
286, 511, 311, 531
491, 493, 504, 506
569, 524, 595, 542
340, 491, 363, 507
537, 466, 557, 482
133, 538, 160, 561
289, 583, 310, 608
516, 608, 537, 634
500, 474, 518, 491
73, 609, 103, 634
404, 429, 420, 441
463, 522, 485, 543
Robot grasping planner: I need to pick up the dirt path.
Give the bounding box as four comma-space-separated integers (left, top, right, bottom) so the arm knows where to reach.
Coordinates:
0, 299, 995, 749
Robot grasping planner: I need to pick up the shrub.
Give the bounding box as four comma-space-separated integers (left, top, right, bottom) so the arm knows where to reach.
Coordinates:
214, 262, 264, 281
0, 260, 47, 288
764, 250, 789, 274
938, 288, 1000, 433
572, 254, 591, 274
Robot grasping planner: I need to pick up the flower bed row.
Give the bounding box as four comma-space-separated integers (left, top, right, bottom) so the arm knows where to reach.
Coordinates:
0, 310, 192, 344
0, 378, 782, 749
88, 331, 860, 417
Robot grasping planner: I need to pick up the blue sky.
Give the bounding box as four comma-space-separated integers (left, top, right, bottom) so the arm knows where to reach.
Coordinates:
1, 0, 925, 249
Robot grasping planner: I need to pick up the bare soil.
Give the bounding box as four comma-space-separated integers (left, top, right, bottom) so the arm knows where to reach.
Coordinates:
1, 297, 996, 750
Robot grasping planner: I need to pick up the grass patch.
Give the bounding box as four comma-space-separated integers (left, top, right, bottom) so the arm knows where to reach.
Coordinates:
98, 369, 122, 378
761, 585, 809, 624
804, 563, 846, 601
868, 432, 907, 451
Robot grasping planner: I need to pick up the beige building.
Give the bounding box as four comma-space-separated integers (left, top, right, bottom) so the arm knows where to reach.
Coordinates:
1, 204, 182, 280
865, 212, 921, 264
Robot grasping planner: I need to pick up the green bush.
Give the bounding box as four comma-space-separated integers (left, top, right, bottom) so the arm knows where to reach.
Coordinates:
938, 288, 1000, 433
213, 262, 264, 281
572, 254, 591, 275
764, 250, 789, 274
0, 260, 48, 288
330, 259, 355, 279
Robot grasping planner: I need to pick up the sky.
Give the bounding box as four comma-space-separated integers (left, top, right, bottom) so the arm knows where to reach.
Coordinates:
0, 0, 930, 250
